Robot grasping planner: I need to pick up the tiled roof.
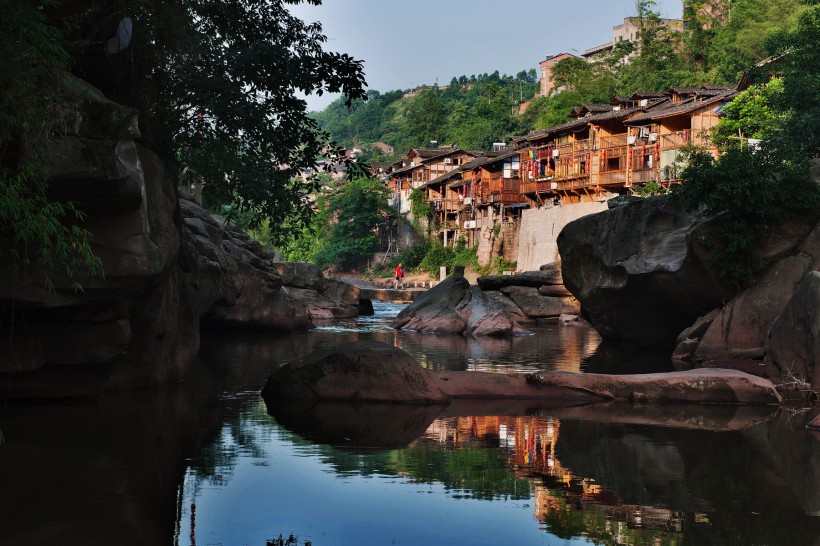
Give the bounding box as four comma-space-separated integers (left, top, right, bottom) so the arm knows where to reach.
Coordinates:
571, 103, 612, 117
422, 149, 521, 189
666, 86, 701, 95
515, 100, 667, 144
631, 91, 665, 99
411, 147, 457, 159
625, 91, 736, 123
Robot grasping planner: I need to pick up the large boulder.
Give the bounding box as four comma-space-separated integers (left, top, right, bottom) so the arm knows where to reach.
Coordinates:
390, 266, 532, 336
673, 206, 820, 383
558, 196, 735, 349
0, 76, 194, 397
694, 254, 812, 364
477, 262, 579, 320
262, 341, 448, 404
765, 272, 820, 392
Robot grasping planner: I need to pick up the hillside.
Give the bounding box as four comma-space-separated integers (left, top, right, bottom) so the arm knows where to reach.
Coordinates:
312, 0, 810, 158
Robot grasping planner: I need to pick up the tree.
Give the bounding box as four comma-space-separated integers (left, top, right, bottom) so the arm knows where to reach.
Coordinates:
0, 2, 102, 288
673, 4, 820, 284
128, 0, 367, 235
316, 178, 393, 268
706, 0, 808, 83
404, 86, 447, 146
619, 0, 698, 92
767, 3, 820, 159
712, 78, 784, 147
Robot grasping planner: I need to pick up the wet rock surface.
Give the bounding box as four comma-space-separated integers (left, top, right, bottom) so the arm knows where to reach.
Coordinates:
264, 341, 781, 406
390, 266, 532, 336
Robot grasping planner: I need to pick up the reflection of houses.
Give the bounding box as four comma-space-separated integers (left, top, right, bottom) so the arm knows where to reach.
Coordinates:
421, 415, 684, 542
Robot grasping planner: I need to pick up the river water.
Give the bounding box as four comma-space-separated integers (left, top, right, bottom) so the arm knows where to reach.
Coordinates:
1, 301, 819, 545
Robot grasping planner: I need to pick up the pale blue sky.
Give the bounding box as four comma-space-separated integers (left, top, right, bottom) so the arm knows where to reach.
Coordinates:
288, 0, 684, 112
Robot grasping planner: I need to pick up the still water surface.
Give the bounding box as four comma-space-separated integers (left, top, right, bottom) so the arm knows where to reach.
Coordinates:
1, 301, 819, 545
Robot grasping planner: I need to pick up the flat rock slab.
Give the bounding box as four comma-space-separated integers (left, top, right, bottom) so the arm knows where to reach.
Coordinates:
434, 368, 781, 405
263, 341, 781, 406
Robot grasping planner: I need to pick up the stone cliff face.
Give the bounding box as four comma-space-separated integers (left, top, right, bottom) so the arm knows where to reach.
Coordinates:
558, 191, 820, 393
0, 75, 357, 400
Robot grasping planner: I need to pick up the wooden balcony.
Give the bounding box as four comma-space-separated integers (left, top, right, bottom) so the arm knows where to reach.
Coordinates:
487, 190, 524, 205
631, 168, 659, 184
660, 132, 691, 150
521, 179, 560, 194
601, 134, 628, 149
598, 169, 627, 186
552, 175, 591, 192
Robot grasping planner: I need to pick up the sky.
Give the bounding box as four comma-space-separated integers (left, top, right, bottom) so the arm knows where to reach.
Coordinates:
287, 0, 684, 112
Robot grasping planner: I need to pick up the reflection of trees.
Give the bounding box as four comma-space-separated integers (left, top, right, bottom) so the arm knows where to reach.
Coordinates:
188, 399, 275, 486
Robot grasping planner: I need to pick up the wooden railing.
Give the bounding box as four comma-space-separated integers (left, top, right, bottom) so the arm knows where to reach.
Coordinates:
631, 168, 658, 184
552, 176, 591, 191
600, 134, 628, 149
660, 132, 690, 149
598, 170, 627, 186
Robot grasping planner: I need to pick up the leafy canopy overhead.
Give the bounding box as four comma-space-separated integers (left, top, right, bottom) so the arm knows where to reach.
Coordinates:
129, 0, 367, 233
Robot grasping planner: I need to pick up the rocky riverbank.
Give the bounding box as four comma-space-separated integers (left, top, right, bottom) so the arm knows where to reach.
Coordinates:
558, 187, 820, 397
0, 75, 361, 400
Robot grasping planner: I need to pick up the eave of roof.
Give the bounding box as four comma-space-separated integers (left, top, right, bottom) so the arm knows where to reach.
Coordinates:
625, 91, 736, 123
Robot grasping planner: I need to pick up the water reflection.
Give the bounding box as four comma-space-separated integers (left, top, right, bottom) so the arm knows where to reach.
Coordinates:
2, 301, 820, 546
202, 300, 602, 374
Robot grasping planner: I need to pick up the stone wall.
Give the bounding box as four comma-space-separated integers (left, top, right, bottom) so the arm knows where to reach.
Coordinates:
516, 201, 609, 271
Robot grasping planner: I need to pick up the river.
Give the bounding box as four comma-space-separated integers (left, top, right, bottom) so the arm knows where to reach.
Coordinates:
1, 301, 818, 545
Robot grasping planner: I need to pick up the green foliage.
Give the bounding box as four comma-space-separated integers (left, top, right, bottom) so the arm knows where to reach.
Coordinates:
675, 5, 820, 285
705, 0, 809, 83
633, 180, 668, 196
712, 78, 785, 147
673, 146, 818, 283
767, 5, 820, 160
372, 240, 431, 276
0, 2, 103, 289
408, 187, 432, 227
618, 0, 703, 93
314, 178, 393, 269
129, 0, 367, 235
417, 241, 478, 276
314, 68, 538, 154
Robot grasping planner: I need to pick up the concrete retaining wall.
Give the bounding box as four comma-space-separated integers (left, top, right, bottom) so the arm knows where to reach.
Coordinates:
516, 202, 609, 271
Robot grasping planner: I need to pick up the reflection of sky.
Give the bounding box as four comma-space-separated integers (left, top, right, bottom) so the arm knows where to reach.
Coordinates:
178, 416, 592, 546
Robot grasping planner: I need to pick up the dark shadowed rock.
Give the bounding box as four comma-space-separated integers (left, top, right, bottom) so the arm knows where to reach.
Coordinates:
263, 341, 781, 406
262, 341, 448, 404
765, 271, 820, 392
477, 267, 564, 290
499, 285, 580, 318
558, 196, 736, 349
390, 266, 531, 336
695, 254, 812, 364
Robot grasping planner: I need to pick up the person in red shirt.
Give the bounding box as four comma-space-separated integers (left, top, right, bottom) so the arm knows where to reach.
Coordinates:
395, 263, 404, 289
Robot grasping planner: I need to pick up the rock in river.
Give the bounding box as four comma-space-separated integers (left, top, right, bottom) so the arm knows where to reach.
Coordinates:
390, 266, 532, 336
